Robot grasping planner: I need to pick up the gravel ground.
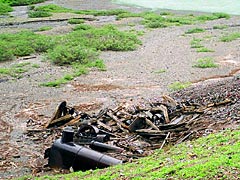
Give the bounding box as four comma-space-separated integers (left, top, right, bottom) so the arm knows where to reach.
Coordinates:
0, 0, 240, 179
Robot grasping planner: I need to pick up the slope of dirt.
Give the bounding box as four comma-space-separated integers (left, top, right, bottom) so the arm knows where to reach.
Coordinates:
0, 0, 240, 179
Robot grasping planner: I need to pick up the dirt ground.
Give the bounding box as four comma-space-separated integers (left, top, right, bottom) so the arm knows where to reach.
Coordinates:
0, 0, 240, 179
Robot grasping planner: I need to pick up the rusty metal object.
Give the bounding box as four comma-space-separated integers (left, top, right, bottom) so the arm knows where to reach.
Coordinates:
46, 127, 122, 171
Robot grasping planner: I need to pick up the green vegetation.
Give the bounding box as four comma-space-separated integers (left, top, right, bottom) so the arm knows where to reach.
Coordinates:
32, 128, 240, 179
68, 18, 85, 24
37, 26, 53, 31
0, 31, 55, 61
190, 38, 204, 48
0, 62, 31, 78
193, 57, 218, 68
190, 38, 214, 53
196, 12, 230, 21
141, 12, 230, 29
41, 59, 105, 87
27, 4, 230, 29
196, 47, 214, 52
0, 25, 140, 63
168, 81, 192, 91
0, 24, 140, 86
28, 10, 52, 18
1, 0, 47, 6
220, 32, 240, 42
0, 0, 47, 15
154, 69, 166, 74
185, 27, 205, 34
0, 2, 12, 15
213, 24, 228, 29
32, 63, 40, 68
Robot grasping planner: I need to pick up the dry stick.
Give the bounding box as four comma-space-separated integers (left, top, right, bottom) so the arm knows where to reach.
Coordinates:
162, 95, 178, 106
145, 118, 160, 131
160, 132, 171, 149
45, 114, 73, 128
97, 120, 113, 132
176, 132, 193, 145
64, 116, 81, 126
159, 105, 170, 123
106, 111, 129, 132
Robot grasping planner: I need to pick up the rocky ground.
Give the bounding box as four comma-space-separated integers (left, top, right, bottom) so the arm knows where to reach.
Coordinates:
0, 0, 240, 179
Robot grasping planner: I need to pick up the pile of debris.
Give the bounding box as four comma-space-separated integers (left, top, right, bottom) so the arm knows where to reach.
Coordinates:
25, 77, 240, 173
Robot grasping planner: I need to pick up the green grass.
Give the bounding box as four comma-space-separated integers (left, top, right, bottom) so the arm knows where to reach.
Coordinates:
0, 2, 12, 15
27, 4, 230, 29
0, 25, 140, 63
190, 38, 204, 48
30, 128, 240, 179
154, 69, 167, 74
1, 0, 47, 6
37, 26, 53, 31
32, 63, 40, 68
0, 62, 31, 78
168, 81, 192, 91
28, 10, 52, 18
41, 59, 106, 87
193, 57, 218, 68
213, 24, 228, 30
185, 27, 205, 34
190, 38, 214, 53
220, 32, 240, 42
68, 18, 85, 24
0, 25, 140, 86
196, 47, 214, 53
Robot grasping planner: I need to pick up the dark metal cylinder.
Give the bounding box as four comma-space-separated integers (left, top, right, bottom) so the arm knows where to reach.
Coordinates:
61, 127, 74, 143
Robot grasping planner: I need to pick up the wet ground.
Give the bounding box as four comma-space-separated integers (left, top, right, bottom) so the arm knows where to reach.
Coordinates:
0, 0, 240, 179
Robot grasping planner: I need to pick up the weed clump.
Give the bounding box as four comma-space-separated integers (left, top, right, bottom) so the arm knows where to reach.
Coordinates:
168, 81, 192, 91
193, 57, 218, 68
0, 2, 12, 15
220, 32, 240, 42
185, 28, 205, 34
68, 18, 85, 24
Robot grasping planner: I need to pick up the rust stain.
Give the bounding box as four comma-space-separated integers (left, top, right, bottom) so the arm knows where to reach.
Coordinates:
192, 68, 240, 84
74, 102, 103, 112
73, 84, 122, 92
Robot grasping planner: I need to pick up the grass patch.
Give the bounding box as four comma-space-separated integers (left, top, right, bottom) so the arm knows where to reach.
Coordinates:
35, 128, 240, 179
196, 47, 214, 53
68, 18, 85, 24
0, 2, 12, 15
193, 57, 218, 68
28, 5, 230, 29
28, 10, 52, 18
168, 81, 192, 91
154, 69, 166, 74
0, 31, 55, 61
213, 24, 228, 30
37, 26, 53, 31
2, 0, 47, 6
0, 25, 140, 86
196, 12, 230, 21
185, 27, 205, 34
41, 60, 106, 87
32, 63, 40, 68
0, 62, 31, 78
220, 32, 240, 42
190, 38, 204, 48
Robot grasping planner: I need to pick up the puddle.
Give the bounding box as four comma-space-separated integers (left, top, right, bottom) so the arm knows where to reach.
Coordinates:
113, 0, 240, 15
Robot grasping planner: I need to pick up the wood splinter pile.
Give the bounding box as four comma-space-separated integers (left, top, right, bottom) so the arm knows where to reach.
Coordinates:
43, 95, 231, 161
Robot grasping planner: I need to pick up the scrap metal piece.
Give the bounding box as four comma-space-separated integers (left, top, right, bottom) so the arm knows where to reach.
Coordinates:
47, 127, 122, 171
